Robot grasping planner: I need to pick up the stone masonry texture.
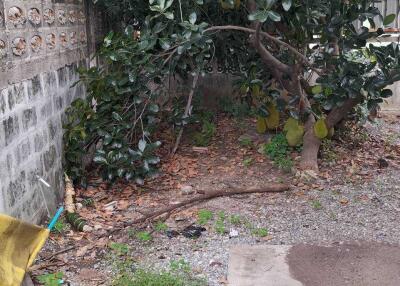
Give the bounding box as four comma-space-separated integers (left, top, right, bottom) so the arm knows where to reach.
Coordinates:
0, 0, 101, 224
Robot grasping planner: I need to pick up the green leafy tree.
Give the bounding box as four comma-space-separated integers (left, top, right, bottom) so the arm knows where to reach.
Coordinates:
65, 0, 400, 183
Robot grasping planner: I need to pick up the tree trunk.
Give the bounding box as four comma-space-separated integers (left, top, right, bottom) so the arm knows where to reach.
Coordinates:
300, 98, 361, 171
300, 114, 321, 171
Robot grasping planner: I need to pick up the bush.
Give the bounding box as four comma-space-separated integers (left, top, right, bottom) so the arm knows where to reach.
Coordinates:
63, 33, 162, 185
262, 134, 293, 172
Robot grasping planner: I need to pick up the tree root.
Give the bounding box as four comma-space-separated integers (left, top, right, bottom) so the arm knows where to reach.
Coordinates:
112, 184, 289, 234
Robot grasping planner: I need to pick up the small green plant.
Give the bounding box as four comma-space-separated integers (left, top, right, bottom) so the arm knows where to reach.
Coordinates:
311, 200, 323, 210
109, 242, 130, 255
243, 157, 253, 167
114, 269, 206, 286
136, 231, 152, 242
252, 227, 268, 237
215, 211, 226, 234
82, 198, 94, 207
263, 134, 289, 159
262, 134, 293, 172
229, 214, 242, 225
193, 120, 216, 147
170, 259, 191, 273
197, 209, 213, 225
51, 219, 66, 234
154, 221, 168, 232
37, 272, 64, 286
238, 136, 253, 147
274, 156, 293, 172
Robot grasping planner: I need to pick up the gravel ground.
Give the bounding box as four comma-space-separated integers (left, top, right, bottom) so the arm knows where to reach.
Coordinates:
133, 169, 400, 286
41, 117, 399, 286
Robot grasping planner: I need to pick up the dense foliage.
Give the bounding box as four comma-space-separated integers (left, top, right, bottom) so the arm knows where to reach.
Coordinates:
64, 0, 400, 183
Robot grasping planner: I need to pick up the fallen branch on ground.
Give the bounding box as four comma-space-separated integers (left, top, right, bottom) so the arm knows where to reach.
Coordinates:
44, 246, 76, 261
114, 184, 289, 233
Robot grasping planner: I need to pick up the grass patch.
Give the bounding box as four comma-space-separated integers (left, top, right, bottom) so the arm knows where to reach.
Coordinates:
243, 157, 253, 167
109, 242, 130, 256
197, 209, 213, 225
311, 200, 323, 210
229, 214, 242, 225
112, 258, 206, 286
252, 227, 269, 237
154, 221, 168, 232
261, 134, 293, 172
37, 272, 64, 286
51, 218, 66, 234
136, 231, 152, 242
214, 211, 226, 234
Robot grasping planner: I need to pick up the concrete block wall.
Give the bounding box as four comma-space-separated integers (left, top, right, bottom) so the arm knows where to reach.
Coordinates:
0, 0, 95, 223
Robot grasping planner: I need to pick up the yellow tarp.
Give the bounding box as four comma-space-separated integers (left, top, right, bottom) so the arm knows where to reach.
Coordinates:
0, 213, 49, 286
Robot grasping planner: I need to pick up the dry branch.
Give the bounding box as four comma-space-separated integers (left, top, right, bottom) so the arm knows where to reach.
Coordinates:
171, 73, 199, 155
121, 184, 289, 228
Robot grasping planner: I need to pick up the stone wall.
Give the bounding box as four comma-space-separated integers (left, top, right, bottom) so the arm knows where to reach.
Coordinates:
0, 0, 95, 223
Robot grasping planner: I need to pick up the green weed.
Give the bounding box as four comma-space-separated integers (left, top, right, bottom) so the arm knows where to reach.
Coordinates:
193, 120, 216, 147
252, 227, 268, 237
154, 221, 168, 232
229, 214, 242, 225
215, 211, 226, 234
136, 231, 152, 242
51, 219, 66, 234
311, 200, 323, 210
37, 272, 64, 286
197, 209, 213, 225
243, 157, 253, 167
262, 134, 293, 172
109, 242, 130, 255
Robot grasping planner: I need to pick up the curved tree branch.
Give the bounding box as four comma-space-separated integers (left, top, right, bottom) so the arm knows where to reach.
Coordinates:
252, 23, 291, 74
204, 25, 322, 75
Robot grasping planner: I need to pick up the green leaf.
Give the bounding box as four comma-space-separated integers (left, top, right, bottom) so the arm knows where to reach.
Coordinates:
138, 139, 147, 152
124, 25, 133, 36
93, 156, 108, 164
282, 0, 292, 11
159, 38, 171, 50
189, 12, 197, 24
383, 14, 396, 26
248, 10, 269, 22
104, 32, 114, 47
104, 134, 112, 145
266, 11, 281, 22
164, 12, 174, 20
265, 0, 277, 9
112, 112, 123, 121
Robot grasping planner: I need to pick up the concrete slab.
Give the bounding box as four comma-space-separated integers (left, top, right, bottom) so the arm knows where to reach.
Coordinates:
228, 242, 400, 286
228, 245, 302, 286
